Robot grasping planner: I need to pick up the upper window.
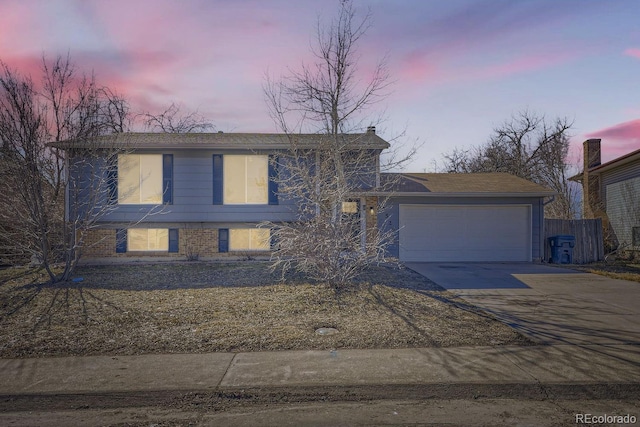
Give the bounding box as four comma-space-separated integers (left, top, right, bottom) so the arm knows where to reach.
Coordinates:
223, 155, 268, 204
118, 154, 163, 204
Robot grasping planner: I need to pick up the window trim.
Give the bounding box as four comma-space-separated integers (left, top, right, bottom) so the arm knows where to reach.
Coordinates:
117, 154, 170, 205
218, 227, 274, 253
223, 154, 269, 205
162, 154, 173, 205
127, 228, 169, 252
213, 154, 279, 206
116, 228, 178, 253
227, 228, 271, 251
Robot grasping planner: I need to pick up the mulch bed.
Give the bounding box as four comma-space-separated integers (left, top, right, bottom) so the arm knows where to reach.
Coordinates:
0, 262, 532, 358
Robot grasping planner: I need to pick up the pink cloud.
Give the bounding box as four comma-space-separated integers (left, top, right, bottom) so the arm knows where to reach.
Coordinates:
0, 2, 44, 55
0, 55, 44, 79
582, 119, 640, 161
477, 52, 568, 79
399, 51, 445, 83
587, 119, 640, 141
624, 48, 640, 59
398, 48, 570, 87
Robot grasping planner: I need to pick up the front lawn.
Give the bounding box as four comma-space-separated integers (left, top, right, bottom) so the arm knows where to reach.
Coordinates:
0, 262, 532, 358
570, 261, 640, 283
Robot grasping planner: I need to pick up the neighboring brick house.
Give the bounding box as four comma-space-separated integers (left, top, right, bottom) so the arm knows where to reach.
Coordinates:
54, 130, 555, 262
570, 139, 640, 251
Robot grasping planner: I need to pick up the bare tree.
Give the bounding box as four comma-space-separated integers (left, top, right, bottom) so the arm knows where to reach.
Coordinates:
142, 102, 214, 133
441, 111, 578, 219
0, 55, 133, 282
262, 0, 408, 290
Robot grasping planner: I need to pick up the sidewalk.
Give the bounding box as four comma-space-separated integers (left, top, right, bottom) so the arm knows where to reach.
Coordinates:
1, 344, 639, 398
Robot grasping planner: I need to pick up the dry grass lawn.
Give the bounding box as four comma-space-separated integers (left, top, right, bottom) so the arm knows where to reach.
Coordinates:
0, 262, 532, 358
571, 261, 640, 283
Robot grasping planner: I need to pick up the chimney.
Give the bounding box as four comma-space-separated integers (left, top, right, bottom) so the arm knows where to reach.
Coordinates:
582, 138, 602, 219
584, 138, 601, 169
366, 126, 376, 134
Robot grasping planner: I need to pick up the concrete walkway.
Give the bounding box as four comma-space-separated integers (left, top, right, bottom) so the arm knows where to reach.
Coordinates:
1, 344, 639, 398
406, 263, 640, 345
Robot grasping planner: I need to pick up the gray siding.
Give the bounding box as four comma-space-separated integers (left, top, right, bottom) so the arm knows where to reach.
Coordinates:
99, 149, 298, 224
601, 160, 640, 249
87, 148, 382, 225
605, 176, 640, 248
600, 160, 640, 202
67, 154, 111, 221
381, 196, 545, 261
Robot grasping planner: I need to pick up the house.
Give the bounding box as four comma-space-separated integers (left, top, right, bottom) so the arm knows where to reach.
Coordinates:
570, 139, 640, 251
53, 130, 554, 262
53, 130, 386, 259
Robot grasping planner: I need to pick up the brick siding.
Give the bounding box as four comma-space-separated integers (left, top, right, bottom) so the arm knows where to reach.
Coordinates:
181, 228, 219, 258
82, 228, 221, 258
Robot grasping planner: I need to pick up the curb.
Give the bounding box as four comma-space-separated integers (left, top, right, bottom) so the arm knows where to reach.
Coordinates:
3, 383, 640, 412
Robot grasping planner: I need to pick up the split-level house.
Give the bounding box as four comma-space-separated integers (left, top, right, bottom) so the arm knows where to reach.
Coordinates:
53, 129, 555, 263
570, 139, 640, 251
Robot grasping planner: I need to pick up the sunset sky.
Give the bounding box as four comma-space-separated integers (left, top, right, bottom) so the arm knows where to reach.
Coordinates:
1, 0, 639, 170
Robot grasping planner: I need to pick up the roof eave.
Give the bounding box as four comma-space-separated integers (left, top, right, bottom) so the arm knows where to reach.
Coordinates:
366, 191, 556, 198
587, 150, 640, 176
50, 142, 389, 151
568, 172, 583, 183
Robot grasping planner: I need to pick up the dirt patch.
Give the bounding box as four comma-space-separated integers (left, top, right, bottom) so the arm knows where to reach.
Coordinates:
0, 262, 532, 358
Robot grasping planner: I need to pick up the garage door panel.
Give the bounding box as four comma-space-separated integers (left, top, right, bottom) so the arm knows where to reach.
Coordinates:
399, 205, 531, 262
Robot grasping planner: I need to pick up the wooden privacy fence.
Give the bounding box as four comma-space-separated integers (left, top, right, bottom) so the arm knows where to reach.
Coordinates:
544, 219, 604, 264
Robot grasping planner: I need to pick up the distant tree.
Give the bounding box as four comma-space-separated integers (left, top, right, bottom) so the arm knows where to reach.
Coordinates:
442, 111, 578, 219
142, 102, 214, 133
0, 54, 133, 282
262, 0, 411, 290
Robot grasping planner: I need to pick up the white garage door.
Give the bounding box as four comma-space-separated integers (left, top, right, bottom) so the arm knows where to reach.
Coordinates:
399, 204, 532, 262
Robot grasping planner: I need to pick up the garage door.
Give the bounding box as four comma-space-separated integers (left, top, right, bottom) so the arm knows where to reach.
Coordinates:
399, 204, 532, 262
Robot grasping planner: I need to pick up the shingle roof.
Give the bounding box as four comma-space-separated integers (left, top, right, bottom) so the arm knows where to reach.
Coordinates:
380, 173, 554, 196
50, 131, 390, 150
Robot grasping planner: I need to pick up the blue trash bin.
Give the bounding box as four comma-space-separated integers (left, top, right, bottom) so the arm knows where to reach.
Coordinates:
549, 235, 575, 264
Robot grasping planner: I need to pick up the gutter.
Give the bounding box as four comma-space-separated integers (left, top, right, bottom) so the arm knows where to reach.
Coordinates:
364, 191, 557, 198
49, 143, 390, 151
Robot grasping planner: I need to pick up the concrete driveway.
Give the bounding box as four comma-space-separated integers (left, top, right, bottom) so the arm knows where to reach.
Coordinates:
405, 262, 640, 345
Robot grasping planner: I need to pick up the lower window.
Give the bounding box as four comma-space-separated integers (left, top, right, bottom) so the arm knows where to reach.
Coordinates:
128, 228, 168, 251
229, 229, 270, 251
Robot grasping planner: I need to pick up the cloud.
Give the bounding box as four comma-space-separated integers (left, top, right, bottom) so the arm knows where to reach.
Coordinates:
587, 119, 640, 141
390, 0, 591, 86
479, 52, 569, 80
624, 48, 640, 59
398, 48, 570, 87
584, 119, 640, 160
